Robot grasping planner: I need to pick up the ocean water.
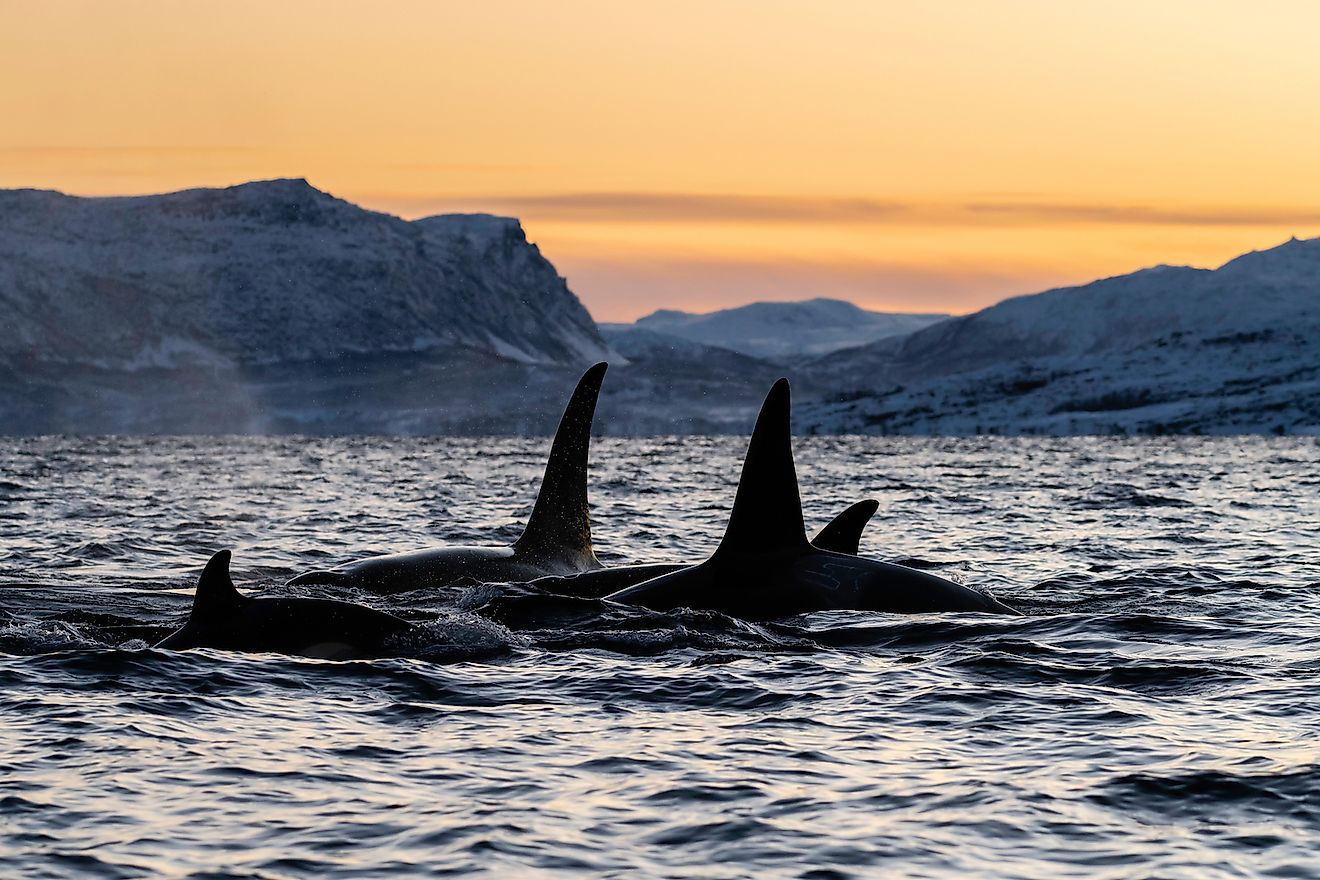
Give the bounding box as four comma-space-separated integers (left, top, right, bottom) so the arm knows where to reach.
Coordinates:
2, 435, 1319, 879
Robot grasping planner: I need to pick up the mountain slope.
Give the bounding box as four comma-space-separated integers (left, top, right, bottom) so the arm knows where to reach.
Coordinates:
801, 238, 1320, 435
0, 179, 607, 369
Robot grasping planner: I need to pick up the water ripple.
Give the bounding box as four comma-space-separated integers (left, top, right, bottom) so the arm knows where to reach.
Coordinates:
2, 435, 1319, 877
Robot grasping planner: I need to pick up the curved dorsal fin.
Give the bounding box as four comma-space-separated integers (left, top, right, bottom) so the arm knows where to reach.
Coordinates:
811, 499, 879, 555
514, 362, 607, 560
714, 378, 810, 556
191, 549, 244, 619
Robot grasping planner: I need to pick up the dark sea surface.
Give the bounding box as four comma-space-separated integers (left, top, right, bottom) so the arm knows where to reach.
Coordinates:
2, 435, 1319, 879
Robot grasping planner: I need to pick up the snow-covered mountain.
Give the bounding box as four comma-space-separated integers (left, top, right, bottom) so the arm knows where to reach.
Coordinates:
3, 178, 1317, 435
800, 238, 1320, 435
611, 298, 947, 361
0, 179, 607, 370
596, 326, 806, 432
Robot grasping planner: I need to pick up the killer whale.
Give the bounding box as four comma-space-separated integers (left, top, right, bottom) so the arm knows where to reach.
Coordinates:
288, 363, 608, 593
810, 499, 879, 556
524, 499, 883, 599
156, 550, 415, 659
607, 380, 1019, 619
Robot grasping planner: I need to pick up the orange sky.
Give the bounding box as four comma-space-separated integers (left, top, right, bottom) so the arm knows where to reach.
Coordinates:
4, 1, 1320, 320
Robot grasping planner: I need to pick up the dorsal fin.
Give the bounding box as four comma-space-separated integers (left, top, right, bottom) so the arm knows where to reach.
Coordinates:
514, 362, 607, 560
811, 499, 879, 555
714, 378, 810, 556
190, 549, 244, 619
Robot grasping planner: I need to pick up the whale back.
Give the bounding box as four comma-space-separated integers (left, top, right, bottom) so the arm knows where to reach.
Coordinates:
159, 550, 421, 655
811, 499, 879, 555
712, 378, 811, 558
604, 380, 1018, 616
513, 362, 606, 565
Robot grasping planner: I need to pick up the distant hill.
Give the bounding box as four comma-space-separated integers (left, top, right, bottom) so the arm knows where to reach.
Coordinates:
799, 238, 1320, 435
0, 178, 607, 370
596, 325, 805, 433
610, 298, 948, 361
0, 179, 618, 433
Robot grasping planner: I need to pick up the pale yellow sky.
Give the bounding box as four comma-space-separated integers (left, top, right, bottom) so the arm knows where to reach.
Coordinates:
4, 0, 1320, 320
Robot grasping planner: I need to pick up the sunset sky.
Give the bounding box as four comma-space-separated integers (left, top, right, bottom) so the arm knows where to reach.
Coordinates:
4, 1, 1320, 320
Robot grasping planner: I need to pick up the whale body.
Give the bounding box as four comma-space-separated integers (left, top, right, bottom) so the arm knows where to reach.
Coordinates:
525, 499, 882, 599
289, 363, 608, 593
608, 380, 1018, 619
156, 550, 415, 659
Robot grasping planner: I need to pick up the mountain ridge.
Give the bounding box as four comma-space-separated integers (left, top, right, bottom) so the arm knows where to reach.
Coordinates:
799, 236, 1320, 435
0, 178, 608, 370
610, 298, 947, 361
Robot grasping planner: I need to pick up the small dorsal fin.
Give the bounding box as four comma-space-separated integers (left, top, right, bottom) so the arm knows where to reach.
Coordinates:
811, 499, 879, 555
714, 378, 810, 556
191, 549, 244, 618
514, 362, 607, 561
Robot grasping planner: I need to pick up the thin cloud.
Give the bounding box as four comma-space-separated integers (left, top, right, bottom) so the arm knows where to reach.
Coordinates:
387, 192, 909, 223
965, 202, 1320, 228
386, 191, 1320, 229
485, 193, 909, 223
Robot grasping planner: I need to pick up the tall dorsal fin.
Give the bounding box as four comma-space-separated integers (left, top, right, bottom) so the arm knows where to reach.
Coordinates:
811, 499, 879, 555
715, 378, 810, 556
514, 362, 607, 560
190, 549, 244, 619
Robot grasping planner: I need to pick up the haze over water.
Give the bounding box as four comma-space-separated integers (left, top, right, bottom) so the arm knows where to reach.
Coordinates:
3, 435, 1318, 877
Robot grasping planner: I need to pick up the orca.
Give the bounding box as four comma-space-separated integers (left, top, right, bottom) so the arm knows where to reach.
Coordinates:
524, 498, 883, 599
607, 380, 1019, 619
811, 499, 879, 556
288, 363, 608, 593
156, 550, 415, 659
